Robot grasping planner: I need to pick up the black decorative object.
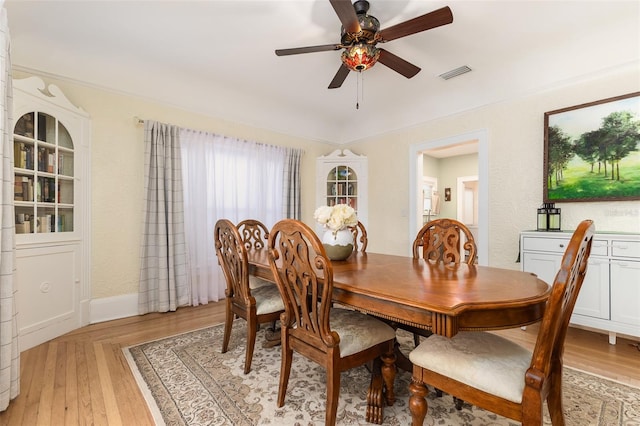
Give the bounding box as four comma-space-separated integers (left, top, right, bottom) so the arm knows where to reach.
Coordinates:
537, 203, 561, 231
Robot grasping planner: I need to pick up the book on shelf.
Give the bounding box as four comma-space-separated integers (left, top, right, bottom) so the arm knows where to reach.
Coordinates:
13, 142, 34, 169
13, 142, 23, 168
15, 222, 30, 234
37, 147, 44, 171
43, 179, 49, 201
27, 179, 33, 201
14, 180, 23, 201
25, 145, 33, 169
58, 215, 66, 232
48, 153, 54, 173
13, 176, 33, 201
37, 215, 52, 233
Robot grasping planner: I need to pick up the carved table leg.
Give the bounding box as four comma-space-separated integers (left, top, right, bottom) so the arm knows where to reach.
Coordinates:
262, 325, 281, 348
409, 378, 429, 426
366, 358, 384, 424
381, 350, 396, 406
365, 350, 397, 424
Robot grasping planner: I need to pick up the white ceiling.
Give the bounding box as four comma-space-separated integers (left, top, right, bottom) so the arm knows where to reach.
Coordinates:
4, 0, 639, 145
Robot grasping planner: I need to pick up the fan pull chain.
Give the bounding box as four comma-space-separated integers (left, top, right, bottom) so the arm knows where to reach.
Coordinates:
356, 71, 364, 110
356, 71, 360, 110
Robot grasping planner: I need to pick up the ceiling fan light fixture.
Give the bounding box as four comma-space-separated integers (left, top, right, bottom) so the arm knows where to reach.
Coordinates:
341, 43, 380, 72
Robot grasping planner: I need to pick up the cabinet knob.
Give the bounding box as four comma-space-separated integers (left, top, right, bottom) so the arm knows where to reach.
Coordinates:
559, 244, 564, 248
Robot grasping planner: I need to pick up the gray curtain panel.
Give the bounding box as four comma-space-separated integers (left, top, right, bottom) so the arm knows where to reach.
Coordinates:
0, 6, 20, 411
138, 121, 189, 314
283, 147, 303, 219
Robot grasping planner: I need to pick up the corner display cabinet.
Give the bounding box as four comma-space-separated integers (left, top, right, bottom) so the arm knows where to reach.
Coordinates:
316, 149, 368, 226
13, 76, 91, 351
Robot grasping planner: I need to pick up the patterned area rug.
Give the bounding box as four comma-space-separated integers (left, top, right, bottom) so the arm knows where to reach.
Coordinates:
124, 321, 640, 425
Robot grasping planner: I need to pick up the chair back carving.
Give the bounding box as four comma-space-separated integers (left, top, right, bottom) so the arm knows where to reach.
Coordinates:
413, 218, 477, 264
529, 219, 595, 381
214, 219, 251, 304
237, 219, 269, 251
268, 219, 338, 349
348, 221, 368, 252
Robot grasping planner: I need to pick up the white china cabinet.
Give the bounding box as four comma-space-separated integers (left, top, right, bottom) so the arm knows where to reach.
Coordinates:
13, 77, 91, 350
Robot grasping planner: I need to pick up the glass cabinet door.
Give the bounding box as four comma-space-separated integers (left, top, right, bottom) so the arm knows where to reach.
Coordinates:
325, 165, 358, 212
14, 111, 75, 234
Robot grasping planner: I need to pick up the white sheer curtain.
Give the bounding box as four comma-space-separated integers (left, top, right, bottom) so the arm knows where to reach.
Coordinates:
180, 129, 295, 306
0, 4, 19, 411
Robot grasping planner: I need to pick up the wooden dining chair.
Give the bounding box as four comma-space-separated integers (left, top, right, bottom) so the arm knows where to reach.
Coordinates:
408, 219, 595, 426
402, 218, 479, 347
348, 220, 368, 252
237, 219, 274, 289
237, 219, 269, 251
413, 218, 477, 265
267, 219, 397, 426
214, 219, 285, 374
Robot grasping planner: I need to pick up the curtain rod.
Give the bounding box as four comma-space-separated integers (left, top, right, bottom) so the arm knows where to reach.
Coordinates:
134, 116, 144, 126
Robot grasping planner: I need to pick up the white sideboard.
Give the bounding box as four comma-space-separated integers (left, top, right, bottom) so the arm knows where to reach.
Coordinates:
520, 230, 640, 344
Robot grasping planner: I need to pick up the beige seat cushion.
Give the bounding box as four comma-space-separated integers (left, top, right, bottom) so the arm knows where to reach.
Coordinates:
409, 331, 532, 403
330, 308, 396, 357
249, 275, 271, 289
251, 283, 284, 315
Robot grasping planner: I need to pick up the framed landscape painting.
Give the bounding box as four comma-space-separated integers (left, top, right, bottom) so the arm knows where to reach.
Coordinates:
544, 92, 640, 202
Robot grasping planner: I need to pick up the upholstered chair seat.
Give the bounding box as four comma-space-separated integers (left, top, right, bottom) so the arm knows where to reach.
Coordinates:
249, 275, 272, 289
250, 283, 285, 315
329, 308, 396, 357
409, 331, 532, 403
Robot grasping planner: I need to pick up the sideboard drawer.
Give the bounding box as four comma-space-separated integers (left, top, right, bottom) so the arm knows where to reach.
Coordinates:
522, 236, 569, 253
611, 240, 640, 259
588, 239, 609, 257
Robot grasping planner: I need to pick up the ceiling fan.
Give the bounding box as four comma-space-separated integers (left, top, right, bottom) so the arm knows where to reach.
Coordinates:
275, 0, 453, 89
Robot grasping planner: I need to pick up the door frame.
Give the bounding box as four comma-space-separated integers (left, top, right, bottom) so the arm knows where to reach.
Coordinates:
408, 129, 489, 265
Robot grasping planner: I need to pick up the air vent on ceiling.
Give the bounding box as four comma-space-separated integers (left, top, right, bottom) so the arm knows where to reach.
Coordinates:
439, 65, 472, 80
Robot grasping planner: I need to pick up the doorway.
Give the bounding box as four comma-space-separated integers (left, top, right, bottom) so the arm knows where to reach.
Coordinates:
457, 175, 479, 239
409, 130, 488, 265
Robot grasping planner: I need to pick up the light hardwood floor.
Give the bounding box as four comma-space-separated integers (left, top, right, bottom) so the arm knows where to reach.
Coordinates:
0, 301, 638, 425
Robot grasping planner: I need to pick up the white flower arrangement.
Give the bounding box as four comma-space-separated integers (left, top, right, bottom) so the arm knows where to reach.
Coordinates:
314, 204, 358, 233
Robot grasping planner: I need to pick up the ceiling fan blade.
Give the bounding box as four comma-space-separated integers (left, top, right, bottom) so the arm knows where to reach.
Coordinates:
378, 6, 453, 42
377, 49, 421, 79
329, 0, 361, 33
328, 64, 351, 89
275, 44, 342, 56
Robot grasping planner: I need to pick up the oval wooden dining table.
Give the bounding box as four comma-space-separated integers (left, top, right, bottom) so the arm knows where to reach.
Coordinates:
247, 250, 551, 424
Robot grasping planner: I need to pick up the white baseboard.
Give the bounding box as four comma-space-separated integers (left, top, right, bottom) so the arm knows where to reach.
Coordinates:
90, 293, 139, 324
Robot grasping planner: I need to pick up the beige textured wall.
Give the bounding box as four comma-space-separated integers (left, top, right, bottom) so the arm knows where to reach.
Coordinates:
14, 65, 639, 298
14, 70, 335, 299
347, 66, 640, 268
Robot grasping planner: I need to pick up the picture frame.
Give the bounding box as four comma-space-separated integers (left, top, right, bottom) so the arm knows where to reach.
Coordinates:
544, 92, 640, 202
